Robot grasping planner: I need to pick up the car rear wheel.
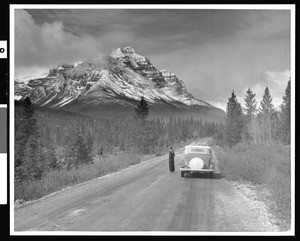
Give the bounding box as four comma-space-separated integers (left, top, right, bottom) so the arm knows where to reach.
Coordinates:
181, 171, 185, 177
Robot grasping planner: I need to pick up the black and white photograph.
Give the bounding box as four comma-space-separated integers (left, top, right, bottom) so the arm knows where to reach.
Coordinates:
10, 4, 295, 235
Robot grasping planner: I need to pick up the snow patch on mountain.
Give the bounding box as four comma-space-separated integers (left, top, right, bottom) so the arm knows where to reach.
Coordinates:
111, 47, 148, 66
15, 70, 49, 85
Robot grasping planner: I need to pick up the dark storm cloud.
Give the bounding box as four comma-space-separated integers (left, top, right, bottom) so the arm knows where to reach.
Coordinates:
25, 9, 262, 55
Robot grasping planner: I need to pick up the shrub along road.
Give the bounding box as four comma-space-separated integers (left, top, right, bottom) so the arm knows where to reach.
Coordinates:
14, 145, 278, 232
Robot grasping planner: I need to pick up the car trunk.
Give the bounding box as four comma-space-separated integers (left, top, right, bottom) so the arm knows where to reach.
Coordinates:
184, 153, 211, 169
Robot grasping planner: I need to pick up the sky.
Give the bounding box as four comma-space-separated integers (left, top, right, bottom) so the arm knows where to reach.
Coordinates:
14, 7, 291, 111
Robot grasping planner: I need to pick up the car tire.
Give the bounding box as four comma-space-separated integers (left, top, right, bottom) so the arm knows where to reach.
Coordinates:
181, 171, 185, 177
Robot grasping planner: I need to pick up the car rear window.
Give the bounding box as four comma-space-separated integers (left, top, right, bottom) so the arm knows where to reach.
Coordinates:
188, 148, 209, 154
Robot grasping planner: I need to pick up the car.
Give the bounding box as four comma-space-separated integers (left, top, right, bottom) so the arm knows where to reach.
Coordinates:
180, 145, 215, 178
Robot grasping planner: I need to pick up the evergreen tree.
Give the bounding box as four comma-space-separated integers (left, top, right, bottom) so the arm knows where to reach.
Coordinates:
15, 96, 43, 182
213, 121, 225, 145
44, 143, 59, 171
244, 87, 257, 121
181, 120, 189, 141
144, 120, 160, 154
132, 98, 166, 153
15, 97, 35, 169
224, 91, 244, 146
23, 135, 45, 180
243, 88, 257, 141
198, 119, 204, 137
15, 111, 27, 179
134, 96, 149, 121
258, 87, 276, 143
77, 129, 93, 165
132, 97, 152, 153
279, 79, 291, 144
259, 87, 275, 117
271, 110, 280, 141
64, 127, 93, 169
22, 96, 38, 137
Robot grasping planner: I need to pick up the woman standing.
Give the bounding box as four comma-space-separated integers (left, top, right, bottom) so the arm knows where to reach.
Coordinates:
169, 147, 175, 172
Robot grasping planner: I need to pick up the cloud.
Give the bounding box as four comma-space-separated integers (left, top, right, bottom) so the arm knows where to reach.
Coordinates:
14, 9, 149, 76
209, 101, 228, 112
149, 40, 288, 105
254, 70, 290, 109
231, 69, 289, 113
260, 70, 291, 88
15, 10, 106, 73
212, 68, 290, 111
147, 10, 290, 109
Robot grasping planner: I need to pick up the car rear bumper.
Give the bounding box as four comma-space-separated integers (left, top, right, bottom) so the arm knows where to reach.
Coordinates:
180, 167, 215, 173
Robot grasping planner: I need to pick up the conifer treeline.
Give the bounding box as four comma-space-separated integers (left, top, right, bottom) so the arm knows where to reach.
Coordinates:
219, 80, 291, 147
15, 97, 222, 182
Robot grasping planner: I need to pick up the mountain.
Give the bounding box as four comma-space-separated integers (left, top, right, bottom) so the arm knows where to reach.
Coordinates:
15, 46, 225, 121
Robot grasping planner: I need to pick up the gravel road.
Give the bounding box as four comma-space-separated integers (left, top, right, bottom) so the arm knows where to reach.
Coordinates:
14, 147, 279, 232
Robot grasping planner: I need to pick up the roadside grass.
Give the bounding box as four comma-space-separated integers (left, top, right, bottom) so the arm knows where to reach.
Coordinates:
15, 152, 154, 202
14, 137, 200, 204
214, 142, 291, 230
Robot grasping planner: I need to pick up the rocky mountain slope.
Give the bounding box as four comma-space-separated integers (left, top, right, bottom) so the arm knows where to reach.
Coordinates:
15, 46, 225, 121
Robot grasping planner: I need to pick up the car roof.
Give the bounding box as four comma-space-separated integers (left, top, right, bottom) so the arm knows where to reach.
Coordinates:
185, 145, 211, 149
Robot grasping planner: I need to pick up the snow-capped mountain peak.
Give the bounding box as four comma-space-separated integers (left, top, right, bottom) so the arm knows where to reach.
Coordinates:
14, 47, 218, 116
111, 46, 139, 57
111, 46, 149, 68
